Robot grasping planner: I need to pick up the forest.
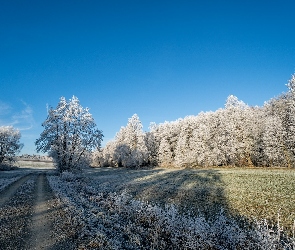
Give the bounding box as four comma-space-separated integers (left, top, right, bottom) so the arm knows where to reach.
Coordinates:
95, 74, 295, 169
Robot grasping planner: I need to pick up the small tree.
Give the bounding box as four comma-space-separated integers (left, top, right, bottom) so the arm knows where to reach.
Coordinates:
0, 126, 23, 165
35, 96, 103, 172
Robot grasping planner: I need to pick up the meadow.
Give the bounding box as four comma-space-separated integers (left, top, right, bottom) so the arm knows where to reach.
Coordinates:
2, 162, 295, 248
15, 160, 54, 169
84, 167, 295, 235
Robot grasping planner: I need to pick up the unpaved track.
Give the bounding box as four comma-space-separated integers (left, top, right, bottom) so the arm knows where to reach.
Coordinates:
27, 173, 76, 249
0, 172, 76, 250
28, 173, 56, 249
0, 174, 35, 249
0, 174, 32, 207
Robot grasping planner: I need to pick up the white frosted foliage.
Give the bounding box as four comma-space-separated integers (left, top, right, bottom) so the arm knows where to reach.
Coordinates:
0, 126, 23, 164
97, 73, 295, 168
36, 96, 103, 172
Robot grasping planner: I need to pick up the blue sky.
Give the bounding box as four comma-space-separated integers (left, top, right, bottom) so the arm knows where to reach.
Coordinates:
1, 0, 295, 154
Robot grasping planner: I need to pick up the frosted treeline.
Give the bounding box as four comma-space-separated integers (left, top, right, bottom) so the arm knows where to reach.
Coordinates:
95, 74, 295, 168
18, 154, 52, 161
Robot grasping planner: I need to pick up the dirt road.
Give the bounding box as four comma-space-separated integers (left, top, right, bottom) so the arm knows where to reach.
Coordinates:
0, 172, 76, 250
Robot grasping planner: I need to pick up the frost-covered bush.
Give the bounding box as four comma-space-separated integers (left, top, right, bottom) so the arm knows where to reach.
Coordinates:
60, 171, 80, 182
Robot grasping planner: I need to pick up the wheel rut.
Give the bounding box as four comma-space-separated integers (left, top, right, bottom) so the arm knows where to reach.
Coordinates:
0, 172, 77, 250
27, 173, 76, 250
0, 174, 35, 249
27, 173, 56, 249
0, 174, 32, 207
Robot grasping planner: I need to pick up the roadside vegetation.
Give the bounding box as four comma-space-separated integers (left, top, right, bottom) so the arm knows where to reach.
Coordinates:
47, 168, 295, 249
83, 167, 295, 236
0, 171, 29, 192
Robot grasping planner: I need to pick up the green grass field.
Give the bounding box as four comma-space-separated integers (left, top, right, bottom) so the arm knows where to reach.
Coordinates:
85, 167, 295, 235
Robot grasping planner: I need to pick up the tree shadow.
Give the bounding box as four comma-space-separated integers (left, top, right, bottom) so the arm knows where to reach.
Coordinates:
125, 169, 229, 218
86, 167, 248, 223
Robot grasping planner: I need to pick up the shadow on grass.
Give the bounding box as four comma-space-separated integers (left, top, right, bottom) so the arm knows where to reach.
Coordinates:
85, 167, 243, 221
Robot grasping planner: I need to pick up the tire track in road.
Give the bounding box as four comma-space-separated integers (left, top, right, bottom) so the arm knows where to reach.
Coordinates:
0, 175, 36, 250
28, 173, 56, 249
0, 174, 32, 207
0, 172, 76, 249
28, 173, 76, 250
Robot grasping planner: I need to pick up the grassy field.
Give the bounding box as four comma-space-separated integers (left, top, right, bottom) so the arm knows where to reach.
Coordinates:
85, 167, 295, 235
15, 160, 54, 169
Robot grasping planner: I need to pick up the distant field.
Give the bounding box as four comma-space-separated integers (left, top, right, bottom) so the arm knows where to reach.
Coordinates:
85, 167, 295, 235
16, 160, 54, 169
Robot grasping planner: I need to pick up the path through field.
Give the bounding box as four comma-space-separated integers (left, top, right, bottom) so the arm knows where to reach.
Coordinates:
0, 171, 76, 250
0, 174, 32, 207
29, 173, 58, 249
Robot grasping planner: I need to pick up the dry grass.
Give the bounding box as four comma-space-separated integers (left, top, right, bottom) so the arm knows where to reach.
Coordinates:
16, 160, 54, 169
85, 167, 295, 235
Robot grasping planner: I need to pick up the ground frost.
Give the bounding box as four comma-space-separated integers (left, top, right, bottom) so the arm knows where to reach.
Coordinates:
0, 174, 28, 192
47, 173, 295, 249
0, 177, 35, 249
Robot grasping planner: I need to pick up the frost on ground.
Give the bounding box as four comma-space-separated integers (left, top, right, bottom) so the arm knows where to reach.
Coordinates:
0, 172, 78, 250
47, 172, 295, 249
0, 177, 35, 249
0, 173, 29, 192
28, 173, 78, 249
0, 176, 22, 191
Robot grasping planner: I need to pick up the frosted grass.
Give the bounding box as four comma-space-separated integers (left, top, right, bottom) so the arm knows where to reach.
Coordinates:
48, 172, 295, 249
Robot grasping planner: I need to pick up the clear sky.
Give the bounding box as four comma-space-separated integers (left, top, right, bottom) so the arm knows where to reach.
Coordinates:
1, 0, 295, 154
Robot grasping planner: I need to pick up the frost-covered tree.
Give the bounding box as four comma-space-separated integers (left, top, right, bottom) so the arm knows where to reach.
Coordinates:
284, 73, 295, 164
93, 140, 117, 167
0, 126, 23, 164
247, 107, 265, 167
224, 95, 248, 110
287, 73, 295, 93
113, 114, 148, 168
262, 115, 289, 167
153, 120, 181, 167
174, 114, 213, 167
96, 114, 149, 168
223, 95, 252, 166
35, 96, 103, 172
98, 72, 295, 168
174, 117, 194, 167
144, 130, 159, 166
258, 74, 295, 168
